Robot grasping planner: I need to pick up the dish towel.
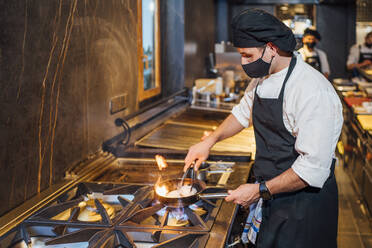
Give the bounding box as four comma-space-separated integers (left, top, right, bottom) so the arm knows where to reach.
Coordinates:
241, 198, 263, 245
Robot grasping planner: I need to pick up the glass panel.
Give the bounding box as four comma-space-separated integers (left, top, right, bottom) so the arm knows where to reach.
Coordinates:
142, 0, 156, 90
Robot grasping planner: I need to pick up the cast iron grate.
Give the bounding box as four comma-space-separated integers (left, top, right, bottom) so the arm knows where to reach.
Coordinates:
7, 182, 226, 248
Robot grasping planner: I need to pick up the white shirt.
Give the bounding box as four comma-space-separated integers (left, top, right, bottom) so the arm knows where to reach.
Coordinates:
231, 53, 343, 188
347, 43, 372, 65
298, 46, 330, 75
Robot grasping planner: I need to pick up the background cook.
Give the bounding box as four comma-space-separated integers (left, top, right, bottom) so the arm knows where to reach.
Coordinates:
347, 31, 372, 77
298, 28, 330, 79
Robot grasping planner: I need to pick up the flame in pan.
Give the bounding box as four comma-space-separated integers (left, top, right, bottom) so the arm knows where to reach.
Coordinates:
155, 155, 168, 170
155, 185, 168, 196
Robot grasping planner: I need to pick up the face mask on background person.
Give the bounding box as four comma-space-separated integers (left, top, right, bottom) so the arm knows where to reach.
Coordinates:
242, 46, 274, 78
305, 42, 317, 49
366, 42, 372, 49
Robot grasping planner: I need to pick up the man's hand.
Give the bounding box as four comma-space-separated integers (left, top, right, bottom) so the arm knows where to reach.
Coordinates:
225, 183, 260, 207
360, 59, 372, 68
184, 138, 215, 171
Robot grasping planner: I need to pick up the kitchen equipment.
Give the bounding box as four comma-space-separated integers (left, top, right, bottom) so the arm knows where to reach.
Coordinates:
196, 162, 233, 181
135, 123, 255, 155
180, 162, 196, 191
155, 178, 229, 208
343, 97, 371, 107
0, 151, 251, 248
342, 91, 367, 97
189, 164, 197, 192
355, 80, 372, 88
357, 115, 372, 131
333, 78, 354, 85
335, 85, 358, 92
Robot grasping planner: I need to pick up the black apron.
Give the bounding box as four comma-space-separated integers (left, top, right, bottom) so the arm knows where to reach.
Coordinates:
358, 45, 372, 63
252, 56, 338, 248
305, 52, 322, 72
352, 45, 372, 77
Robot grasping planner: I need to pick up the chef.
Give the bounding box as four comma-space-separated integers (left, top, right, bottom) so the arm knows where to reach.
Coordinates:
184, 9, 343, 248
298, 28, 330, 79
347, 31, 372, 76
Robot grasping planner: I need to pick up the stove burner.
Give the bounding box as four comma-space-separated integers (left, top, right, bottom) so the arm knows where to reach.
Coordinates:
7, 182, 226, 248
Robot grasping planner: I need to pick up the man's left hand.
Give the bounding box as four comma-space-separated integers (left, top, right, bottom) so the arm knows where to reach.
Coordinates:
225, 183, 260, 207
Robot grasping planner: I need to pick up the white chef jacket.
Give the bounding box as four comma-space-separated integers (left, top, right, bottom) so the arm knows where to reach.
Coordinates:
298, 46, 330, 75
347, 43, 372, 66
232, 53, 343, 188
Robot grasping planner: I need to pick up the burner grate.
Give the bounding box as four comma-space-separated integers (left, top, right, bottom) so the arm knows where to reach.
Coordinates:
8, 182, 226, 248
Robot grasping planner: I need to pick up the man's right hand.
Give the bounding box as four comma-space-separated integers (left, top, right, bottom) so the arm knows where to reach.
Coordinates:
360, 59, 372, 68
184, 138, 215, 172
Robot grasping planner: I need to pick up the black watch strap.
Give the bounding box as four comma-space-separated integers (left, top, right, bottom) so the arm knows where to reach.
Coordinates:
259, 182, 272, 200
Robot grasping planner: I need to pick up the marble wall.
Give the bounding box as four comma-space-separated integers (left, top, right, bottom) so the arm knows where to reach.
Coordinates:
316, 4, 356, 79
0, 0, 185, 216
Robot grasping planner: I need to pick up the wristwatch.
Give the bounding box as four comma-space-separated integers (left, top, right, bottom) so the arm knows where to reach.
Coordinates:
259, 182, 272, 200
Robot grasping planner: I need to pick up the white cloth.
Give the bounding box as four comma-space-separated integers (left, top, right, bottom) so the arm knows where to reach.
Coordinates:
231, 53, 343, 188
298, 47, 330, 75
347, 43, 372, 66
241, 198, 263, 245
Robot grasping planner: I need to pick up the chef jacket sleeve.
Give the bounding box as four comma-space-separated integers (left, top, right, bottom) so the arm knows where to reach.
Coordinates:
231, 80, 257, 128
347, 44, 360, 66
291, 89, 343, 188
318, 50, 330, 75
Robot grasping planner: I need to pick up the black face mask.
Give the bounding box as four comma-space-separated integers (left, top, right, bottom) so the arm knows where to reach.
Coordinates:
242, 46, 274, 78
366, 42, 372, 49
305, 42, 316, 49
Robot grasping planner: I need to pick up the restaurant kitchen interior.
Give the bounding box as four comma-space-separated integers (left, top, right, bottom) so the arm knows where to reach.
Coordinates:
0, 0, 372, 247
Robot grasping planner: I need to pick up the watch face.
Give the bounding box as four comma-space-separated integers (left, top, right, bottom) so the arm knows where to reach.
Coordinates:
259, 182, 272, 200
262, 191, 271, 200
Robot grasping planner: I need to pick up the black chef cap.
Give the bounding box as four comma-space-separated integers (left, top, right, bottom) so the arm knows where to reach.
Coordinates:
232, 9, 296, 52
303, 28, 321, 41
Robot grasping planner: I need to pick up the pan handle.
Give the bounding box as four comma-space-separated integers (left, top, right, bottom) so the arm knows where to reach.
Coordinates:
199, 192, 229, 199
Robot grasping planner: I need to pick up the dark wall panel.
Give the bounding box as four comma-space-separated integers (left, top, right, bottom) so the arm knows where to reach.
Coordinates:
184, 0, 215, 88
161, 0, 185, 96
216, 0, 229, 43
316, 3, 356, 80
0, 0, 138, 215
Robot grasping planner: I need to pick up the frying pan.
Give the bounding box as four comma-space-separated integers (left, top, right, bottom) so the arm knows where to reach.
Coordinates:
155, 178, 228, 208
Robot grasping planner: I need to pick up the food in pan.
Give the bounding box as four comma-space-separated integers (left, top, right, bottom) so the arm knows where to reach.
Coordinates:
163, 185, 197, 198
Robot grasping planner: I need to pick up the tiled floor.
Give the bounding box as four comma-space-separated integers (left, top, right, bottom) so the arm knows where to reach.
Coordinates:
336, 164, 372, 248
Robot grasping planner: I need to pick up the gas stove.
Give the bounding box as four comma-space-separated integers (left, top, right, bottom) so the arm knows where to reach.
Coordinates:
0, 158, 252, 248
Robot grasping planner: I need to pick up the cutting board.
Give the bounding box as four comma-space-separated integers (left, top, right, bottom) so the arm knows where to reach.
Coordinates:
357, 115, 372, 131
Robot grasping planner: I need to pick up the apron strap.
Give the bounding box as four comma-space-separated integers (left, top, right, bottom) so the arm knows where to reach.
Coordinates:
278, 55, 297, 100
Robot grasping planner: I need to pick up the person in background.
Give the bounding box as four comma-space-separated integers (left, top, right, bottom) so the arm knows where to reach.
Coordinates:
299, 28, 330, 79
347, 31, 372, 76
